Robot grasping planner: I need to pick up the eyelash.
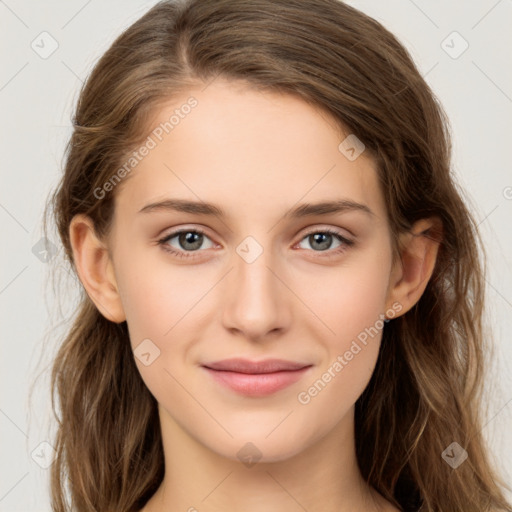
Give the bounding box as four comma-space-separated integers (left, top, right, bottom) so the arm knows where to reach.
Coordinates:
157, 227, 354, 260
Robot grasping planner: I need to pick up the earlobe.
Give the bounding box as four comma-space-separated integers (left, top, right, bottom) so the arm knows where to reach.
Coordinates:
69, 214, 126, 323
386, 217, 442, 317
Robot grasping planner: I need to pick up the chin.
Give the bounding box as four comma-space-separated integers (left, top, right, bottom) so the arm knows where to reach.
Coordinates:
205, 429, 318, 466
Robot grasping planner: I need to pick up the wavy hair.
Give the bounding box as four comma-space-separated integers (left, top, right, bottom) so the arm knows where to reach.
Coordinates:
42, 0, 512, 510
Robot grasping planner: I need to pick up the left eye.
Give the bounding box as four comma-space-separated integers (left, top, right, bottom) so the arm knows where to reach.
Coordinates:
297, 230, 349, 252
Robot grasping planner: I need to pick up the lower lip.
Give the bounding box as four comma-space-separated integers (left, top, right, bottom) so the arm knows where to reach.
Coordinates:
203, 366, 312, 396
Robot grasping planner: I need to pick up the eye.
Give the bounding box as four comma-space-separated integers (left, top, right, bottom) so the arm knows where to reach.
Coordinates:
157, 226, 354, 260
296, 228, 354, 256
157, 228, 216, 258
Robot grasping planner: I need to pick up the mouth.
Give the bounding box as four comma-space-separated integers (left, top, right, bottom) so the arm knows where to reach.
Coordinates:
201, 358, 313, 397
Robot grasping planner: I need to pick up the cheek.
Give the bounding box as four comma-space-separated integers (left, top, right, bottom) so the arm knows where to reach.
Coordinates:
115, 249, 204, 347
294, 248, 391, 404
302, 247, 392, 348
118, 264, 202, 410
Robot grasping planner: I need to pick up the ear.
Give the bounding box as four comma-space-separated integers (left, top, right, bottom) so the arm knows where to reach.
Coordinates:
69, 214, 126, 323
385, 217, 442, 317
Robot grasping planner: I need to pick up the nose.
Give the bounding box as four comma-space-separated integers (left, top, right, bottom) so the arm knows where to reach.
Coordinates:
222, 239, 291, 342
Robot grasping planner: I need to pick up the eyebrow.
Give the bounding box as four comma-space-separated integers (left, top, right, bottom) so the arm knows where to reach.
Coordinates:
138, 198, 374, 219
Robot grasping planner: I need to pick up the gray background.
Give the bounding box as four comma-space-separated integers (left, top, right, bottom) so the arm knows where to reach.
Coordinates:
1, 0, 511, 510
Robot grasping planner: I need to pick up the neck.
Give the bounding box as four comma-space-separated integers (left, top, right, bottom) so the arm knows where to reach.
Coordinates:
142, 404, 394, 512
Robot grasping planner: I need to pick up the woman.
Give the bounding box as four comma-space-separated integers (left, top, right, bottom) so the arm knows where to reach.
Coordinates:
45, 0, 512, 510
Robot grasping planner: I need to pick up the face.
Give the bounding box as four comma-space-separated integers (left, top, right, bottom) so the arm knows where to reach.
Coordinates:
107, 78, 399, 462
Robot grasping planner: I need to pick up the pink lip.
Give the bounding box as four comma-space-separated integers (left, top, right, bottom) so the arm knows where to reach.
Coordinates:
202, 358, 312, 396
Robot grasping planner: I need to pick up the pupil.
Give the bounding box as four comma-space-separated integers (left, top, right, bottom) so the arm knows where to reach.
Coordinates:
312, 233, 331, 251
181, 232, 202, 250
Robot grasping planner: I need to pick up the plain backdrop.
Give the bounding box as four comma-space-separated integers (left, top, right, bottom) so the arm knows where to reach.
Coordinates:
1, 1, 511, 510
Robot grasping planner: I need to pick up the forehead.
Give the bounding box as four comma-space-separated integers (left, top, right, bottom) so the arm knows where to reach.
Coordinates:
113, 79, 386, 225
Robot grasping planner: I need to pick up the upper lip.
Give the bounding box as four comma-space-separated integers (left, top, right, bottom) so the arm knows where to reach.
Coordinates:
202, 358, 311, 374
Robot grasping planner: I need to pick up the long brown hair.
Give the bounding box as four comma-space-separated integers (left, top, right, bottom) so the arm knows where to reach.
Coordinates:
42, 0, 512, 510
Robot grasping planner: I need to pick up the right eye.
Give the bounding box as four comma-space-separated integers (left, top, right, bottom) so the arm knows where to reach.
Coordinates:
158, 228, 216, 258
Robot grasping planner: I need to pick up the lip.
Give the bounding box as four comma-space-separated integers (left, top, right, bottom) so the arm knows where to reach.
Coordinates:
202, 358, 312, 396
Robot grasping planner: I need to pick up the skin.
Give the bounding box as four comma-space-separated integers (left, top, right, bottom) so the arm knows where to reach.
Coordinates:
70, 78, 440, 512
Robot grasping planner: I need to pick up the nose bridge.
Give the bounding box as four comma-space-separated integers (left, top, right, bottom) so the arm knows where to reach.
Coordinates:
222, 233, 287, 339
